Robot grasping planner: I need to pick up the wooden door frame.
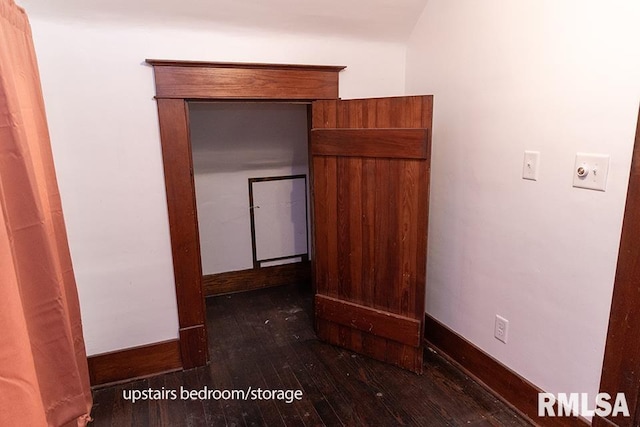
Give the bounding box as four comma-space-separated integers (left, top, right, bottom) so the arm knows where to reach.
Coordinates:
595, 106, 640, 427
146, 60, 345, 368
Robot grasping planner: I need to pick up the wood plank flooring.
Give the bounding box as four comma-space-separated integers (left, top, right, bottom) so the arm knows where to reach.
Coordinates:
91, 284, 533, 426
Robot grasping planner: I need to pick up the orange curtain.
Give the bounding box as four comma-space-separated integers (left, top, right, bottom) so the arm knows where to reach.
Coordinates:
0, 0, 92, 425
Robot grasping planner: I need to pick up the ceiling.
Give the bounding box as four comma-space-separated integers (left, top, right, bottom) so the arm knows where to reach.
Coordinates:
17, 0, 429, 42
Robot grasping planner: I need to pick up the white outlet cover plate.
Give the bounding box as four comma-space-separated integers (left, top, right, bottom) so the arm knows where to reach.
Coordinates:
494, 315, 509, 344
573, 153, 609, 191
522, 151, 540, 181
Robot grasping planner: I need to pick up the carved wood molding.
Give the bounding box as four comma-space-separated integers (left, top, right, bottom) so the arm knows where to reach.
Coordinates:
147, 59, 345, 100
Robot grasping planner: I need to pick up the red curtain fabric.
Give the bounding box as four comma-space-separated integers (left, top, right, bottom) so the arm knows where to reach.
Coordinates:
0, 0, 92, 425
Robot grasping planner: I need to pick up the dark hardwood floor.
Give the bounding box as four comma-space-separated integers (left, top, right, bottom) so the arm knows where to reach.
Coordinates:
91, 284, 533, 426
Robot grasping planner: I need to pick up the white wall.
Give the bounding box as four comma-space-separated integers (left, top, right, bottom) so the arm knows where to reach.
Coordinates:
190, 103, 309, 275
407, 0, 640, 405
26, 15, 407, 355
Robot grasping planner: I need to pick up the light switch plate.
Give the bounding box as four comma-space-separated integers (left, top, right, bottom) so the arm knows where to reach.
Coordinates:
573, 153, 609, 191
522, 151, 540, 181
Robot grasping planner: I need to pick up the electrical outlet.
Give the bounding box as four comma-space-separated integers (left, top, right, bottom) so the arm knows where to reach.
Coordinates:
495, 315, 509, 344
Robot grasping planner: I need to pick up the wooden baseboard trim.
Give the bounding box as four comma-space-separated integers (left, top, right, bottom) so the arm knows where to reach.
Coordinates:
203, 261, 311, 296
179, 325, 208, 369
88, 339, 182, 387
424, 314, 588, 427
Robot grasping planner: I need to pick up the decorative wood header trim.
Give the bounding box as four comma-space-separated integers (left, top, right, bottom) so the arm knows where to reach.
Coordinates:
146, 59, 346, 73
146, 59, 346, 100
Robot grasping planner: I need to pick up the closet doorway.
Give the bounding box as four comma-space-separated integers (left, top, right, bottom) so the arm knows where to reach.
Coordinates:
147, 60, 345, 368
189, 102, 312, 296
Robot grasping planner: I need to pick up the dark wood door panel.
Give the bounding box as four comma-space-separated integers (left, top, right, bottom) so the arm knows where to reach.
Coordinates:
314, 156, 424, 316
315, 295, 422, 347
311, 129, 429, 159
312, 96, 433, 130
311, 95, 432, 373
